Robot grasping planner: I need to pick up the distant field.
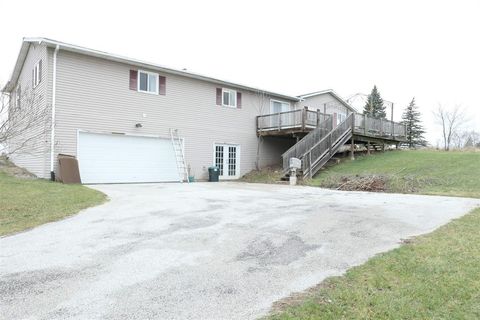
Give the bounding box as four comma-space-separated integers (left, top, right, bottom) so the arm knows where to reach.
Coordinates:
269, 150, 480, 319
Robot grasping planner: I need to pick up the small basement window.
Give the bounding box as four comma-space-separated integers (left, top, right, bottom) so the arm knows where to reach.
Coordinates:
222, 88, 237, 108
138, 70, 158, 94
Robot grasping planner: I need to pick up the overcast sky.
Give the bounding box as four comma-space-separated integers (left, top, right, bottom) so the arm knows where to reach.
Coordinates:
1, 0, 479, 144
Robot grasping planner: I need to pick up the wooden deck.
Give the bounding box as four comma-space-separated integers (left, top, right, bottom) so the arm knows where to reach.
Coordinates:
257, 108, 407, 143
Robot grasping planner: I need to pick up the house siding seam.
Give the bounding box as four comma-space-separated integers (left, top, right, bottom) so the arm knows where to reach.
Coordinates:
51, 50, 297, 180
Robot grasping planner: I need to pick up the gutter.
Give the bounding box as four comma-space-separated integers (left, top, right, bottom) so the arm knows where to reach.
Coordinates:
50, 44, 60, 181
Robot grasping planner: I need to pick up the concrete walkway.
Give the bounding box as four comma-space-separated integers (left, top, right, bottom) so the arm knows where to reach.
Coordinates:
1, 183, 478, 320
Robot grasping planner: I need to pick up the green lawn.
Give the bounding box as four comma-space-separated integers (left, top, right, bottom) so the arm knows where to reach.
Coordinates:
0, 172, 106, 236
269, 150, 480, 319
310, 150, 480, 198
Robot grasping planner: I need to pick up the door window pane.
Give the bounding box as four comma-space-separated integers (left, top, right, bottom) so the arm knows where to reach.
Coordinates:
215, 145, 224, 176
228, 146, 237, 176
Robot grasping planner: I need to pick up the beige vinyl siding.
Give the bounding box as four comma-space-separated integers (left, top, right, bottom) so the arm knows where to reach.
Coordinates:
300, 92, 352, 116
53, 50, 297, 180
8, 43, 50, 178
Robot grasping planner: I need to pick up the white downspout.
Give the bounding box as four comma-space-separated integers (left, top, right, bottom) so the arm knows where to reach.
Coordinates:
50, 44, 60, 181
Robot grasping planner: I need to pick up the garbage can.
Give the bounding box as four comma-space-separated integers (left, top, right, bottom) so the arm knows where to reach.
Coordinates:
208, 166, 220, 182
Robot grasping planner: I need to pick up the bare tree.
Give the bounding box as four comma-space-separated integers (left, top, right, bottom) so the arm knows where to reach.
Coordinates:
0, 88, 50, 156
252, 90, 269, 170
433, 104, 468, 151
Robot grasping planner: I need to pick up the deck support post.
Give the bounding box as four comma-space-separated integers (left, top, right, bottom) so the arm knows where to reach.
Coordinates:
364, 114, 367, 135
367, 141, 371, 155
302, 106, 308, 131
350, 137, 355, 160
316, 109, 321, 127
382, 142, 385, 152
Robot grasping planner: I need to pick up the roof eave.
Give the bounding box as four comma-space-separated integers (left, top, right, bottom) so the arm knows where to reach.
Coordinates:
24, 38, 300, 102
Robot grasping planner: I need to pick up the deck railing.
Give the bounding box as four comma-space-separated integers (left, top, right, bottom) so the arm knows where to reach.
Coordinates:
257, 107, 329, 133
281, 115, 332, 171
354, 113, 406, 139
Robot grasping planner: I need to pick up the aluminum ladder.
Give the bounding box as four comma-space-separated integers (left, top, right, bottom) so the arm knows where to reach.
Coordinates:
169, 129, 189, 182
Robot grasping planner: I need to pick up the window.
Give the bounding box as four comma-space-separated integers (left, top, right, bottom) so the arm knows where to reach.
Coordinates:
270, 100, 291, 113
33, 60, 42, 88
337, 113, 347, 125
138, 70, 158, 94
222, 88, 237, 108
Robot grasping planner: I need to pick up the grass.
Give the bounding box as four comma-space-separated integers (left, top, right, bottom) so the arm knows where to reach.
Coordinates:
240, 166, 286, 184
0, 172, 107, 236
268, 149, 480, 319
310, 150, 480, 198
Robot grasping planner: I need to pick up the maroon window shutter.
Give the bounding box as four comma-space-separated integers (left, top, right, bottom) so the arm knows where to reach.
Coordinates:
159, 75, 166, 95
216, 88, 222, 105
38, 60, 42, 83
129, 70, 138, 90
236, 92, 242, 108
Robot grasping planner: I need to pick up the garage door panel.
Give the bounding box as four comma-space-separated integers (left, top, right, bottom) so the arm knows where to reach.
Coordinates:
78, 132, 180, 184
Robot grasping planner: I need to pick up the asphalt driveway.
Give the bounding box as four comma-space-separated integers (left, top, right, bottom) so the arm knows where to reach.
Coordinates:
1, 182, 478, 319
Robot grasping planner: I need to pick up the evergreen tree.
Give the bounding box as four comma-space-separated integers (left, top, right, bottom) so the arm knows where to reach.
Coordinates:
363, 85, 387, 118
401, 97, 427, 148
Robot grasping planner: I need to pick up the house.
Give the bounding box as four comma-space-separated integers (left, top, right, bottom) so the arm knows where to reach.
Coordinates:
2, 38, 406, 184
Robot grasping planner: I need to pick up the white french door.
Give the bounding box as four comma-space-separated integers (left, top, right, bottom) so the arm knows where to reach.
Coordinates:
214, 144, 240, 179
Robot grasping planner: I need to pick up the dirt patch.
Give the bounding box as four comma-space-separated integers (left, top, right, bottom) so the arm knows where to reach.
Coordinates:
0, 157, 36, 179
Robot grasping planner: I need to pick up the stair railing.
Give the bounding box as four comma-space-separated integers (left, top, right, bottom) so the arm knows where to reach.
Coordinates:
281, 115, 332, 172
302, 113, 354, 178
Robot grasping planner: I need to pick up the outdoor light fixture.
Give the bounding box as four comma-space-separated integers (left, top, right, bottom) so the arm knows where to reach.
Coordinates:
135, 123, 143, 128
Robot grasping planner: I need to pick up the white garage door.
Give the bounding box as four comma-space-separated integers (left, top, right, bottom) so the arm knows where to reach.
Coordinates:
78, 132, 180, 184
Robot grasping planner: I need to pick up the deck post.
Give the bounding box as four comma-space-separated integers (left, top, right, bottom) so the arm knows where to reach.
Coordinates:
302, 106, 308, 131
364, 113, 367, 135
350, 115, 355, 160
380, 118, 383, 136
367, 141, 371, 155
350, 137, 355, 160
308, 152, 313, 179
316, 109, 321, 127
277, 112, 281, 131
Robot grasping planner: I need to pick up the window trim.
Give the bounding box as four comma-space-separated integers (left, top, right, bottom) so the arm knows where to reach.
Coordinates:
137, 70, 159, 95
221, 88, 237, 108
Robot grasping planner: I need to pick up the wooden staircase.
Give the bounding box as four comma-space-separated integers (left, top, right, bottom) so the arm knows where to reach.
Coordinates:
282, 113, 354, 179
